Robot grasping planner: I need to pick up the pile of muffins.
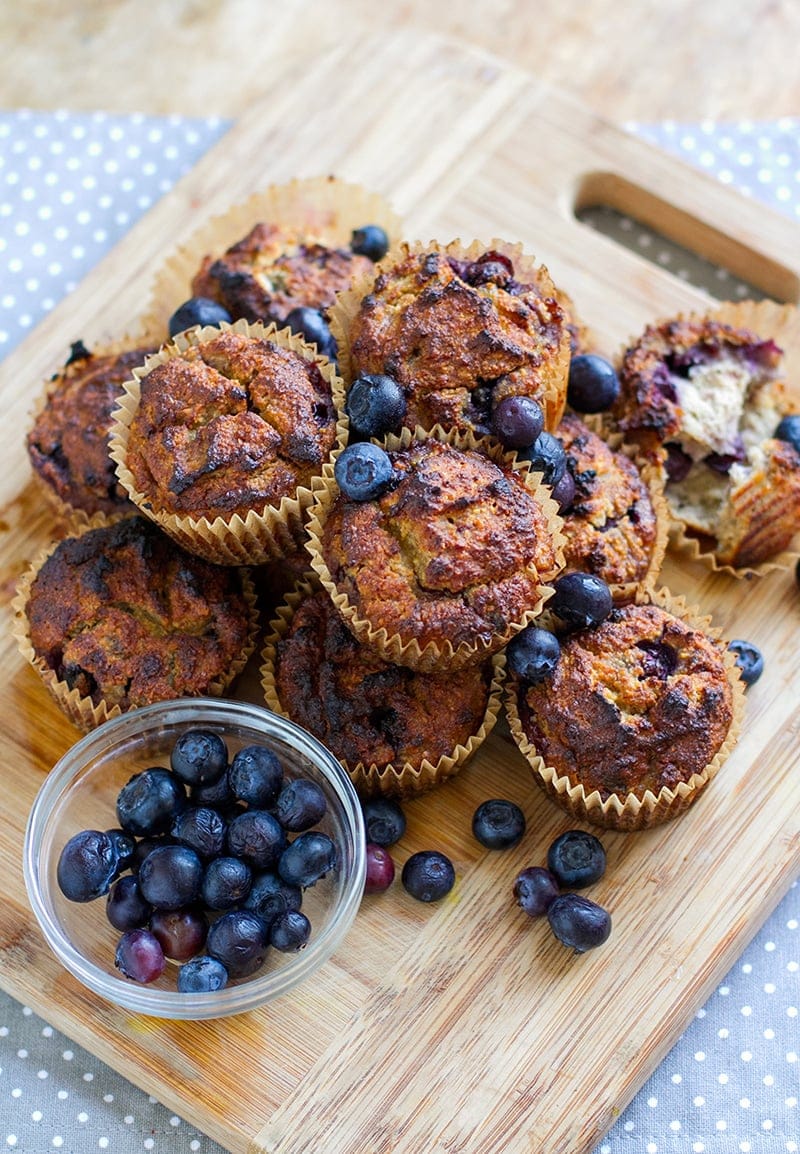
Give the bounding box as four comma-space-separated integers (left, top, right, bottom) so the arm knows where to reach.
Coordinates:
14, 175, 800, 831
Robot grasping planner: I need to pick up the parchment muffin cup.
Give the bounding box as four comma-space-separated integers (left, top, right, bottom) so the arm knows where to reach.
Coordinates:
328, 237, 572, 435
142, 175, 404, 341
12, 527, 260, 734
305, 423, 567, 673
504, 585, 746, 831
260, 577, 506, 799
108, 317, 348, 566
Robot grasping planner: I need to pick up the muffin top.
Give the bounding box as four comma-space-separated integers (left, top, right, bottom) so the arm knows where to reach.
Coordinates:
191, 222, 375, 324
27, 342, 155, 517
26, 516, 254, 710
516, 602, 734, 799
320, 438, 561, 654
557, 411, 659, 587
124, 329, 338, 521
273, 588, 493, 770
344, 247, 569, 437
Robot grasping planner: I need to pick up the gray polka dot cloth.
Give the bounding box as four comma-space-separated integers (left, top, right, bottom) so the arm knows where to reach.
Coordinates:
1, 110, 799, 1153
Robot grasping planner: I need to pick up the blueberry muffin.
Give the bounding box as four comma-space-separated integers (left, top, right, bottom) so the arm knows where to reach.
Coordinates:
15, 516, 258, 731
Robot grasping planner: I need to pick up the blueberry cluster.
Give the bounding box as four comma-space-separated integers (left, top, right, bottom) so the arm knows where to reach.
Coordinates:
513, 829, 611, 954
360, 798, 456, 904
56, 729, 338, 992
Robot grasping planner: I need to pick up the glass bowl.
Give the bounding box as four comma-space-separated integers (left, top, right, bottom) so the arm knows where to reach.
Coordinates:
24, 698, 366, 1019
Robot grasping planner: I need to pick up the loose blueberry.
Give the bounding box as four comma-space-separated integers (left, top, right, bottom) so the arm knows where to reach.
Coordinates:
550, 468, 576, 511
472, 799, 526, 850
774, 413, 800, 455
171, 806, 227, 860
115, 928, 166, 983
567, 354, 621, 413
491, 395, 545, 449
106, 875, 152, 932
274, 779, 327, 832
364, 843, 395, 894
137, 843, 204, 910
206, 910, 270, 979
116, 767, 187, 837
345, 373, 407, 440
150, 907, 208, 962
547, 892, 612, 953
360, 798, 406, 847
57, 829, 119, 902
350, 224, 390, 262
168, 297, 232, 338
278, 831, 338, 888
401, 850, 455, 903
269, 909, 312, 952
549, 572, 613, 629
227, 810, 287, 870
228, 744, 283, 808
513, 866, 560, 918
177, 955, 229, 993
170, 729, 228, 787
547, 829, 607, 889
242, 871, 302, 922
284, 305, 338, 359
519, 431, 567, 486
506, 626, 560, 684
728, 639, 764, 687
334, 442, 395, 502
201, 855, 253, 911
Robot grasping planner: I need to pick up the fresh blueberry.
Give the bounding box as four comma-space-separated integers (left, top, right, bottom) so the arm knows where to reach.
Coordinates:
177, 955, 229, 993
227, 810, 287, 870
130, 833, 177, 873
547, 829, 607, 889
774, 413, 800, 455
274, 779, 327, 832
513, 866, 560, 918
345, 373, 407, 440
472, 799, 526, 850
549, 572, 613, 629
728, 639, 764, 687
269, 909, 312, 952
278, 831, 338, 888
168, 297, 232, 338
350, 224, 389, 262
228, 744, 283, 807
242, 870, 302, 921
57, 829, 119, 902
137, 843, 204, 910
506, 626, 560, 684
547, 892, 612, 953
401, 850, 455, 903
284, 305, 338, 359
171, 806, 227, 860
114, 928, 166, 983
170, 729, 228, 787
364, 843, 395, 894
519, 431, 567, 486
334, 442, 395, 502
361, 798, 406, 847
106, 875, 152, 932
150, 907, 208, 962
567, 354, 621, 413
550, 468, 576, 511
116, 767, 187, 837
491, 395, 545, 449
206, 910, 271, 978
201, 855, 253, 911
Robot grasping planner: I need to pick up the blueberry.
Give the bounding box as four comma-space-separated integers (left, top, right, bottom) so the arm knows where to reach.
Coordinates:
278, 831, 338, 888
519, 431, 567, 486
774, 413, 800, 454
130, 833, 177, 873
206, 910, 270, 978
364, 843, 395, 894
506, 626, 560, 684
114, 928, 166, 983
567, 354, 621, 413
177, 955, 229, 993
201, 855, 253, 911
350, 224, 389, 262
513, 866, 560, 918
550, 468, 576, 511
361, 798, 406, 847
269, 909, 312, 952
228, 744, 283, 807
284, 305, 338, 359
465, 259, 511, 287
401, 850, 455, 903
242, 870, 302, 921
106, 875, 152, 932
274, 779, 327, 831
170, 729, 228, 787
472, 799, 526, 850
547, 829, 607, 888
150, 907, 208, 962
728, 639, 764, 687
116, 767, 187, 837
345, 373, 407, 440
171, 806, 227, 860
168, 297, 232, 338
190, 771, 236, 810
227, 810, 287, 870
137, 843, 204, 910
549, 572, 613, 629
104, 828, 136, 873
56, 829, 119, 902
334, 442, 395, 502
491, 395, 545, 449
547, 892, 612, 953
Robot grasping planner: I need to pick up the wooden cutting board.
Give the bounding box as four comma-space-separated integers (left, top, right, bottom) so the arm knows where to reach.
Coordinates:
2, 31, 800, 1154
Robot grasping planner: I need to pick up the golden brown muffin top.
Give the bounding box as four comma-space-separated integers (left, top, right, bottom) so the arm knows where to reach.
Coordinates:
517, 602, 734, 799
26, 516, 253, 710
191, 222, 375, 324
347, 248, 568, 437
321, 439, 561, 652
557, 411, 658, 586
27, 342, 155, 516
274, 588, 492, 769
125, 329, 338, 520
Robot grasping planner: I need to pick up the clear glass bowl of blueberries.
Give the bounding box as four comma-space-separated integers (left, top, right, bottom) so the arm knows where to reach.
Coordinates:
24, 698, 366, 1019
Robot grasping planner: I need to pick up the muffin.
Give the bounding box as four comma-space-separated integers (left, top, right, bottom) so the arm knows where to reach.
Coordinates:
611, 309, 800, 571
557, 411, 667, 598
262, 583, 504, 797
26, 339, 156, 526
506, 593, 744, 830
307, 428, 565, 671
14, 515, 258, 731
109, 320, 346, 565
330, 239, 572, 438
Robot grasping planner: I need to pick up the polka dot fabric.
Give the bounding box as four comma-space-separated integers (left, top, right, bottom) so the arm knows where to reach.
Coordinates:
1, 110, 799, 1154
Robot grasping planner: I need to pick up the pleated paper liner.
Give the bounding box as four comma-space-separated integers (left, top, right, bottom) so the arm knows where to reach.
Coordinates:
142, 175, 404, 341
328, 237, 572, 435
305, 423, 567, 673
108, 318, 348, 566
504, 585, 746, 832
12, 524, 260, 734
260, 578, 506, 799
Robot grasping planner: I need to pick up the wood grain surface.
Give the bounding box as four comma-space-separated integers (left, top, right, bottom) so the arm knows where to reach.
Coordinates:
1, 31, 800, 1154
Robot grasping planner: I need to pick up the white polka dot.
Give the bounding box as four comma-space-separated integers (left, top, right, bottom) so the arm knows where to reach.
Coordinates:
719, 1071, 730, 1084
648, 1096, 658, 1107
124, 1116, 134, 1125
31, 1112, 42, 1122
764, 1028, 776, 1039
765, 941, 777, 951
36, 1068, 48, 1079
741, 1005, 753, 1016
77, 1113, 88, 1123
83, 1072, 93, 1081
694, 1050, 706, 1061
16, 1050, 27, 1059
6, 1137, 18, 1148
694, 1095, 705, 1106
52, 1140, 63, 1149
98, 1139, 109, 1149
670, 1119, 681, 1131
57, 1091, 67, 1101
169, 1116, 180, 1127
11, 1090, 21, 1099
716, 1119, 727, 1130
144, 1141, 154, 1150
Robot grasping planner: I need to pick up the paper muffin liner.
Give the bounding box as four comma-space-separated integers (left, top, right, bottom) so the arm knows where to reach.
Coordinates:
12, 526, 260, 734
504, 584, 746, 831
305, 423, 567, 673
260, 577, 506, 799
328, 237, 572, 436
108, 317, 348, 566
142, 175, 404, 341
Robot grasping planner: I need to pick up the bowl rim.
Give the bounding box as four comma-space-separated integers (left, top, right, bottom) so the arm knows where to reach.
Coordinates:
23, 697, 366, 1019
